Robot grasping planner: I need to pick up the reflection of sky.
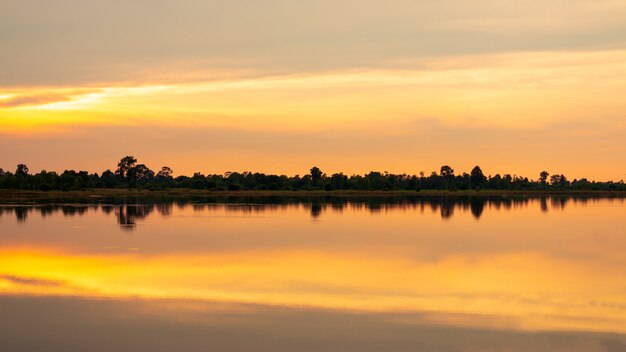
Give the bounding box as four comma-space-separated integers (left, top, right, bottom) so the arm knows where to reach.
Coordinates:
3, 295, 625, 352
1, 198, 626, 334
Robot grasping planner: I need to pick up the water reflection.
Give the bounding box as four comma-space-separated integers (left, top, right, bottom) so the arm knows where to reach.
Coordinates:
1, 195, 626, 345
0, 195, 623, 229
1, 295, 625, 352
115, 205, 154, 230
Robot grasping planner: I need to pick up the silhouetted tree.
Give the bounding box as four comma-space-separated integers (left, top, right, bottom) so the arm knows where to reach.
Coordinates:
550, 174, 562, 186
128, 164, 154, 182
100, 170, 118, 188
539, 171, 549, 184
115, 156, 137, 179
439, 165, 455, 189
440, 165, 454, 177
2, 157, 625, 192
157, 166, 173, 179
15, 164, 29, 176
310, 166, 323, 188
469, 166, 486, 190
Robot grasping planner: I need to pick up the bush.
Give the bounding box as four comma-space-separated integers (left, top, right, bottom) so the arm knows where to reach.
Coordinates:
228, 183, 242, 191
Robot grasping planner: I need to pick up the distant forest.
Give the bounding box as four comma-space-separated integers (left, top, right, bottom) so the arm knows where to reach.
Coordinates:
1, 156, 624, 191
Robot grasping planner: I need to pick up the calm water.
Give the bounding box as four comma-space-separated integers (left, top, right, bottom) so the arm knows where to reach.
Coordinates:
1, 196, 625, 352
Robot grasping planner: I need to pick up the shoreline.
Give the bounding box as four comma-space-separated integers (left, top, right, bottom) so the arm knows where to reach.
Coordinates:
1, 188, 625, 203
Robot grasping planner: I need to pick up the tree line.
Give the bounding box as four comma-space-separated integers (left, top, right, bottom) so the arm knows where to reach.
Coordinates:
0, 156, 624, 191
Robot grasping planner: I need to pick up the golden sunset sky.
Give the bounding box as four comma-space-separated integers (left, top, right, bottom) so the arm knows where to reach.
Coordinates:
1, 0, 625, 180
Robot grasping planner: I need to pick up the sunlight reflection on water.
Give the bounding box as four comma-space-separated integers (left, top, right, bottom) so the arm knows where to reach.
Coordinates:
0, 195, 625, 351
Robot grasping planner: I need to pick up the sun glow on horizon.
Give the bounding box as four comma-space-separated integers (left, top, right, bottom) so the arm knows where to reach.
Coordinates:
1, 49, 625, 179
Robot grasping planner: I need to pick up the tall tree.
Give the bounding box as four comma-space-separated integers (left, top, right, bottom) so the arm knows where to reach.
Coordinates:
539, 171, 549, 184
157, 166, 173, 179
469, 166, 486, 189
439, 165, 455, 190
310, 166, 323, 185
15, 164, 29, 176
128, 164, 154, 181
115, 156, 137, 179
440, 165, 454, 177
550, 174, 562, 185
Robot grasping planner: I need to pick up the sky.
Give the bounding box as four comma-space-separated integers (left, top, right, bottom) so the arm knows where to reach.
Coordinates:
1, 0, 625, 180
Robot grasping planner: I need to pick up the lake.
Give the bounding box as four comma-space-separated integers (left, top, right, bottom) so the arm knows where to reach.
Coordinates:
1, 195, 625, 351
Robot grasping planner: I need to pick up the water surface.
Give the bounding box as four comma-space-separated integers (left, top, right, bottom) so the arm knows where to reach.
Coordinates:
1, 196, 625, 351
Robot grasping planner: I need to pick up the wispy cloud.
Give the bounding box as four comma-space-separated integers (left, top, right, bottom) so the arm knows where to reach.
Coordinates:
2, 0, 626, 86
0, 94, 72, 108
0, 274, 65, 288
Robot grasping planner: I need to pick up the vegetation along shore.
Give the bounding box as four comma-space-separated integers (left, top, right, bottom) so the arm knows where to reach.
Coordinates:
1, 156, 624, 194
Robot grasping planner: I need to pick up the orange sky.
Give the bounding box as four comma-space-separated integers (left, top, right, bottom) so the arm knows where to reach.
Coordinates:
1, 1, 625, 180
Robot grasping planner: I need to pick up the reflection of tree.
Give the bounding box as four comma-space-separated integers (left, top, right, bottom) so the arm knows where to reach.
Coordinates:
368, 202, 383, 214
156, 203, 172, 216
551, 196, 569, 210
0, 195, 622, 225
310, 203, 322, 218
440, 200, 454, 220
40, 205, 55, 217
330, 202, 345, 213
540, 197, 549, 213
15, 207, 28, 223
115, 205, 154, 231
470, 197, 485, 219
192, 204, 206, 212
61, 206, 88, 217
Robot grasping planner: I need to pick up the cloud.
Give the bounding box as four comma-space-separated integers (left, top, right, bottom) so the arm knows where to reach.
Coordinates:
1, 48, 624, 180
0, 88, 106, 108
0, 94, 72, 108
2, 0, 626, 86
0, 274, 65, 287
